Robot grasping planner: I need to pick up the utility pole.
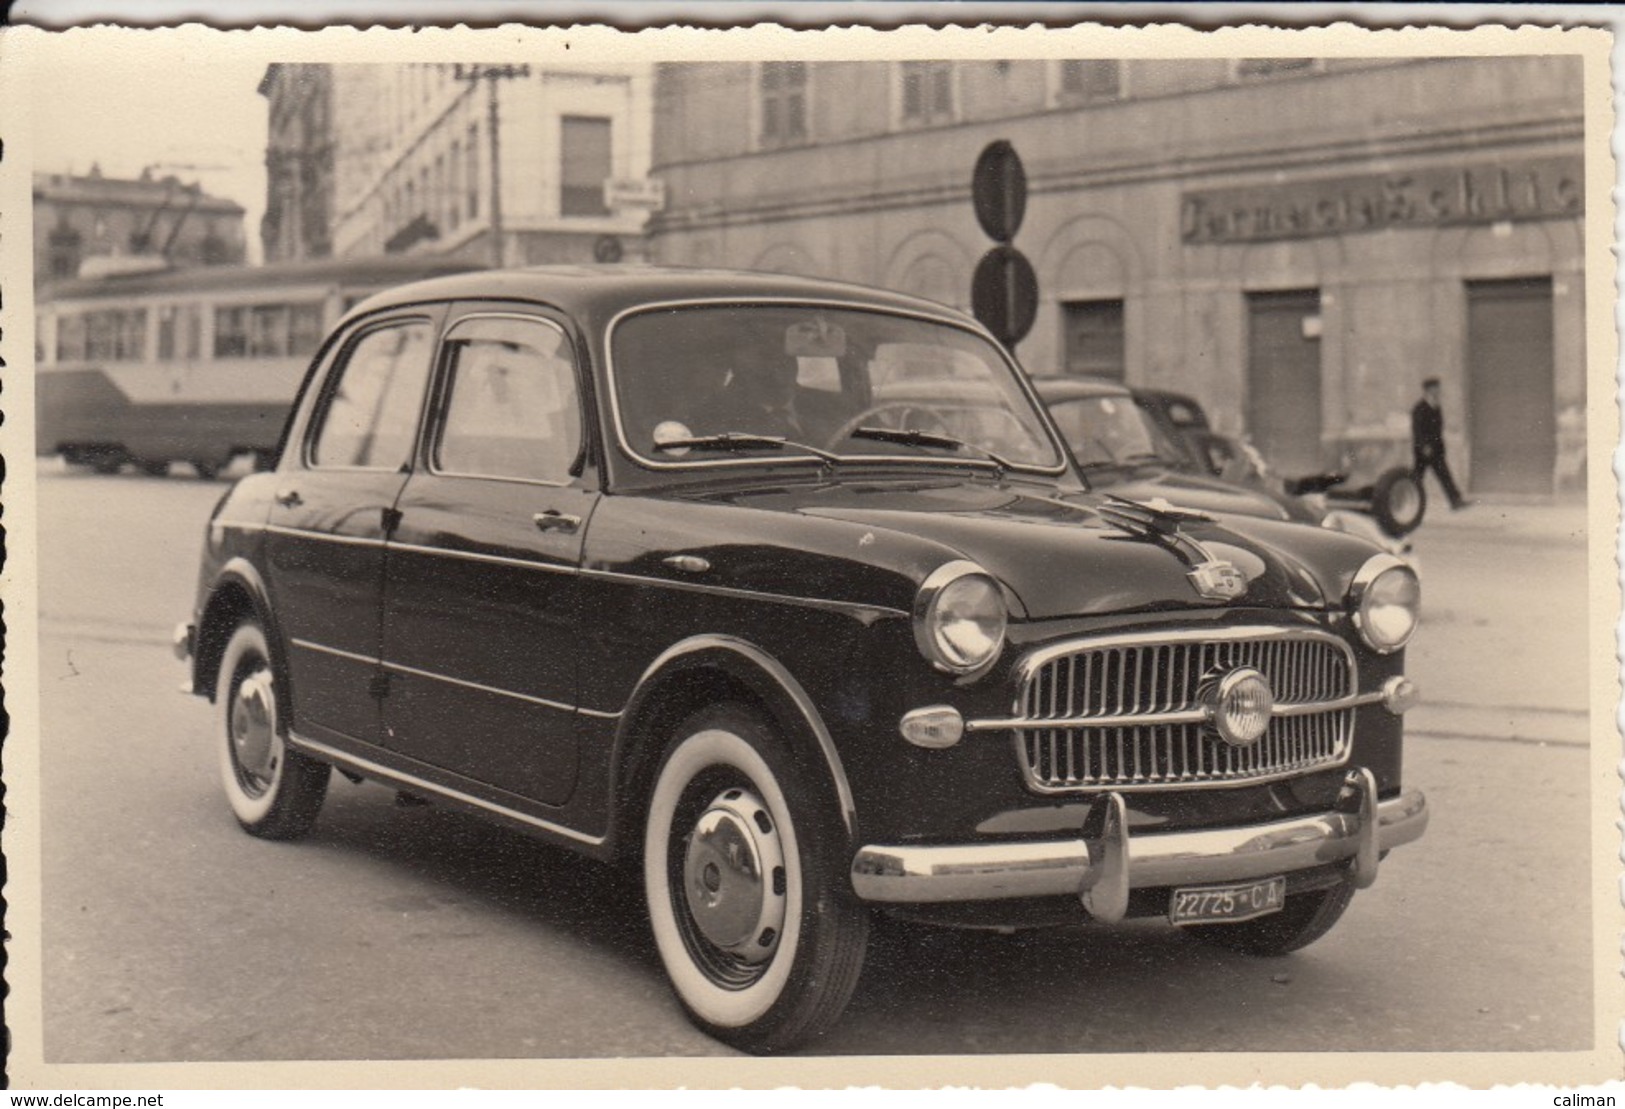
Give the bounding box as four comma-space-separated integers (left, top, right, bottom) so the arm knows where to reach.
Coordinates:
454, 63, 531, 269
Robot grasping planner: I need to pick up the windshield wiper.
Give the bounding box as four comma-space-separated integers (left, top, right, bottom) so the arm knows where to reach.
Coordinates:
655, 431, 840, 466
848, 425, 1015, 477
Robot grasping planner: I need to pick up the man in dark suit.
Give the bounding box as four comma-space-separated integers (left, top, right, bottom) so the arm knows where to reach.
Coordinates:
1411, 377, 1470, 510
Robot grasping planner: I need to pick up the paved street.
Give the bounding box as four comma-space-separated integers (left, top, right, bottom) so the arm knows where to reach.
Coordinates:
26, 464, 1600, 1061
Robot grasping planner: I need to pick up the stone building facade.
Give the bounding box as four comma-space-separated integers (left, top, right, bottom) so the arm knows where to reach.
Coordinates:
33, 167, 247, 288
327, 62, 654, 266
259, 63, 335, 262
648, 56, 1586, 495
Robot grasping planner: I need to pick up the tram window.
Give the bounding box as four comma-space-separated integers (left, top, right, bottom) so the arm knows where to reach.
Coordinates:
82, 308, 147, 361
251, 306, 290, 357
57, 315, 87, 362
290, 304, 324, 356
215, 307, 250, 357
215, 302, 325, 358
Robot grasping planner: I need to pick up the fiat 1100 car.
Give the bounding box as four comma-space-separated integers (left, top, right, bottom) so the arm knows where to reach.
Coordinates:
176, 267, 1427, 1054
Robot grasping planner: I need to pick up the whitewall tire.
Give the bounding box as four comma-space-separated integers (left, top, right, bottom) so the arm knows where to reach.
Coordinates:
644, 705, 868, 1053
216, 622, 329, 839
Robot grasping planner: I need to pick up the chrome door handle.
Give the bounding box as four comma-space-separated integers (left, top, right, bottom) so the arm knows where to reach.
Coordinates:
662, 554, 712, 574
533, 510, 582, 534
275, 488, 303, 508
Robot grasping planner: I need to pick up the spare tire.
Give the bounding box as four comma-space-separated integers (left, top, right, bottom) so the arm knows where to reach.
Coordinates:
1371, 467, 1426, 537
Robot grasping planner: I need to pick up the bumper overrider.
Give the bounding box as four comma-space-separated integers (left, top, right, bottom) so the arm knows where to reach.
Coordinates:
850, 767, 1427, 922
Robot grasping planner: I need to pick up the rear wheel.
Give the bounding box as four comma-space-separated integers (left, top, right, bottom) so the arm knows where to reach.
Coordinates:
191, 458, 225, 480
216, 622, 329, 839
1185, 878, 1355, 956
644, 705, 869, 1054
138, 459, 170, 477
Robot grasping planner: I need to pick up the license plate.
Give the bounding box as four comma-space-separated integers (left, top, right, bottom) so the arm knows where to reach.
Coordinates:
1169, 876, 1287, 926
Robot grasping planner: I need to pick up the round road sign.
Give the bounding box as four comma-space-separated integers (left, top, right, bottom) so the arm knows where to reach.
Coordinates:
972, 140, 1028, 244
971, 244, 1039, 348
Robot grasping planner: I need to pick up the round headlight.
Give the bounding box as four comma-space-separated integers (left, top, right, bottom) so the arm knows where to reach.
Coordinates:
914, 561, 1008, 676
1350, 554, 1421, 653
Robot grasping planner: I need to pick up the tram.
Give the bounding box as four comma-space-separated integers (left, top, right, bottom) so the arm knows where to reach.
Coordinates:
35, 254, 480, 477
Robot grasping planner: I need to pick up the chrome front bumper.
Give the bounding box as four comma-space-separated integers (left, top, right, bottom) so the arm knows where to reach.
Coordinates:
849, 768, 1427, 923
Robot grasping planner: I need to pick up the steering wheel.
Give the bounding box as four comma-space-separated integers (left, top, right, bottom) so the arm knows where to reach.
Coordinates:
828, 403, 954, 448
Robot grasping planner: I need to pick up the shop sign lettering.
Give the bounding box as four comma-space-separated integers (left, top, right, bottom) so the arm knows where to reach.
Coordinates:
1180, 156, 1582, 244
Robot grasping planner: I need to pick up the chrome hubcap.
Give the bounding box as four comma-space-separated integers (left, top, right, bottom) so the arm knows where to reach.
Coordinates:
682, 787, 786, 964
230, 668, 279, 786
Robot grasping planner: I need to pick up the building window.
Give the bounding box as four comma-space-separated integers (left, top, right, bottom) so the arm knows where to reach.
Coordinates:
47, 223, 82, 279
1233, 58, 1318, 81
1062, 299, 1126, 380
1055, 60, 1122, 104
560, 115, 612, 218
899, 61, 955, 125
759, 61, 808, 147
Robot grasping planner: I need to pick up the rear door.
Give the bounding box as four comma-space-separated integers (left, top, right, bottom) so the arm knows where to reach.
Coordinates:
380, 308, 597, 805
263, 309, 443, 748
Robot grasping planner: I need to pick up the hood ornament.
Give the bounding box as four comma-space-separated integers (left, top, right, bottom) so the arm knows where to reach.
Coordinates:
1097, 495, 1250, 602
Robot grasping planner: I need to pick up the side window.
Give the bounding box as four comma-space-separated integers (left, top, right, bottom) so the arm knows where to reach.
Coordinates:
433, 316, 581, 484
310, 319, 436, 470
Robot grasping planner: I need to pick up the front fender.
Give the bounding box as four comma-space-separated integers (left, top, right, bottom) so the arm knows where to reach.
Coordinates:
607, 634, 858, 853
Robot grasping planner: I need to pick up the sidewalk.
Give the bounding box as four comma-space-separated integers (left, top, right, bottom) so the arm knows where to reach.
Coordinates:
1408, 493, 1594, 546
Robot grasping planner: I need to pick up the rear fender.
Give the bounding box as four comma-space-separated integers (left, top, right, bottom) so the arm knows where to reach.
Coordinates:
193, 558, 285, 707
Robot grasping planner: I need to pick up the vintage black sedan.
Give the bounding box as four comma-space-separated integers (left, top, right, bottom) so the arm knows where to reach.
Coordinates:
176, 267, 1427, 1054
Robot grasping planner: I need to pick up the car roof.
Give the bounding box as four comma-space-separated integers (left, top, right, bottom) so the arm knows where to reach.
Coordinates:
342, 264, 979, 327
1030, 374, 1134, 401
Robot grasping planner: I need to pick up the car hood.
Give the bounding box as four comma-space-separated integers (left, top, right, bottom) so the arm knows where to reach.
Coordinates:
1093, 467, 1315, 524
695, 478, 1359, 620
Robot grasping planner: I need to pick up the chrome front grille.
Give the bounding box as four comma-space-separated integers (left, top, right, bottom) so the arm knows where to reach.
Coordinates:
1009, 629, 1355, 793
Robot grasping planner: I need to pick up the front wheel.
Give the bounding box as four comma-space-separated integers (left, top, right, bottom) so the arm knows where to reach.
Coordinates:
216, 622, 329, 839
644, 705, 869, 1054
1185, 878, 1355, 956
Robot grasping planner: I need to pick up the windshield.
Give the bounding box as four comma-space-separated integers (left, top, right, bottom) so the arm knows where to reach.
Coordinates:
610, 304, 1063, 470
1046, 394, 1168, 467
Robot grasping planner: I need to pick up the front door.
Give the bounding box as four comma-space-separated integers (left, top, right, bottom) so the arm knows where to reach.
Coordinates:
381, 310, 596, 806
1246, 289, 1323, 476
263, 312, 442, 748
1467, 277, 1556, 494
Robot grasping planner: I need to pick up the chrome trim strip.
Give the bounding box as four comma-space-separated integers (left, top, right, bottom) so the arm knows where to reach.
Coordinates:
601, 295, 1068, 476
388, 540, 577, 575
848, 787, 1429, 904
631, 634, 857, 837
266, 524, 387, 549
331, 539, 903, 622
293, 638, 618, 718
290, 638, 379, 665
381, 658, 575, 713
964, 689, 1387, 733
581, 566, 908, 623
289, 732, 606, 846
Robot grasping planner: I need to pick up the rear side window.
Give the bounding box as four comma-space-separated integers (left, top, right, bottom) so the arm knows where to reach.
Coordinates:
309, 319, 436, 470
433, 315, 581, 484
